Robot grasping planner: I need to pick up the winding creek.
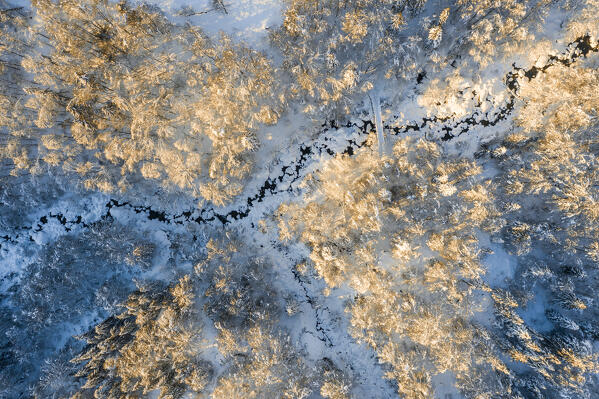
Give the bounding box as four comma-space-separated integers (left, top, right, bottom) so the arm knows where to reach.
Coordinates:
1, 35, 598, 247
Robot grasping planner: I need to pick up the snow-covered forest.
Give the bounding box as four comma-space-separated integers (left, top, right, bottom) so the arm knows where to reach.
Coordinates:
1, 0, 599, 398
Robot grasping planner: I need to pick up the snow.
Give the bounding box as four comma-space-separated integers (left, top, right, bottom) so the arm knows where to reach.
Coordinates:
432, 372, 463, 399
3, 1, 599, 397
0, 192, 109, 288
370, 92, 386, 155
519, 287, 554, 333
139, 0, 284, 48
482, 243, 517, 289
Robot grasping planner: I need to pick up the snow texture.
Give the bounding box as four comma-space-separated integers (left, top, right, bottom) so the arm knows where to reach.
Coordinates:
2, 0, 599, 398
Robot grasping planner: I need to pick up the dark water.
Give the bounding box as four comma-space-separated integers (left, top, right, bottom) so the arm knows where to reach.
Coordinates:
2, 35, 597, 244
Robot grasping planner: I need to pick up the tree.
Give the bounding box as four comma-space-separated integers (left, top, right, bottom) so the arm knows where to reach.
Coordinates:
1, 0, 282, 205
0, 220, 155, 398
484, 52, 599, 398
73, 276, 214, 398
277, 136, 511, 398
270, 0, 425, 117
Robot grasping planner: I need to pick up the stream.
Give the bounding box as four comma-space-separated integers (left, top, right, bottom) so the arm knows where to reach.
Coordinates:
1, 35, 597, 246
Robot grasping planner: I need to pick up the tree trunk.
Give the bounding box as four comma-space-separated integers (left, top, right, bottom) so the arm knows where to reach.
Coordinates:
368, 92, 385, 156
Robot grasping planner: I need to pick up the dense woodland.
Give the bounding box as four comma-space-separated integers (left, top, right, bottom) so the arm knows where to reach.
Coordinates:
1, 0, 599, 398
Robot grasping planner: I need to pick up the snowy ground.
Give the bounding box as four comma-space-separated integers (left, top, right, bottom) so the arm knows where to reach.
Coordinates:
0, 39, 566, 397
2, 0, 597, 397
139, 0, 283, 48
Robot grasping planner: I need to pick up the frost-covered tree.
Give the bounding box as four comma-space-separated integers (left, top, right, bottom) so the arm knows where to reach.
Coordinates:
452, 0, 554, 67
71, 233, 331, 398
73, 276, 214, 398
199, 236, 318, 398
278, 136, 511, 398
483, 53, 599, 398
212, 325, 315, 399
271, 0, 560, 119
0, 0, 282, 205
0, 220, 155, 398
270, 0, 427, 116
